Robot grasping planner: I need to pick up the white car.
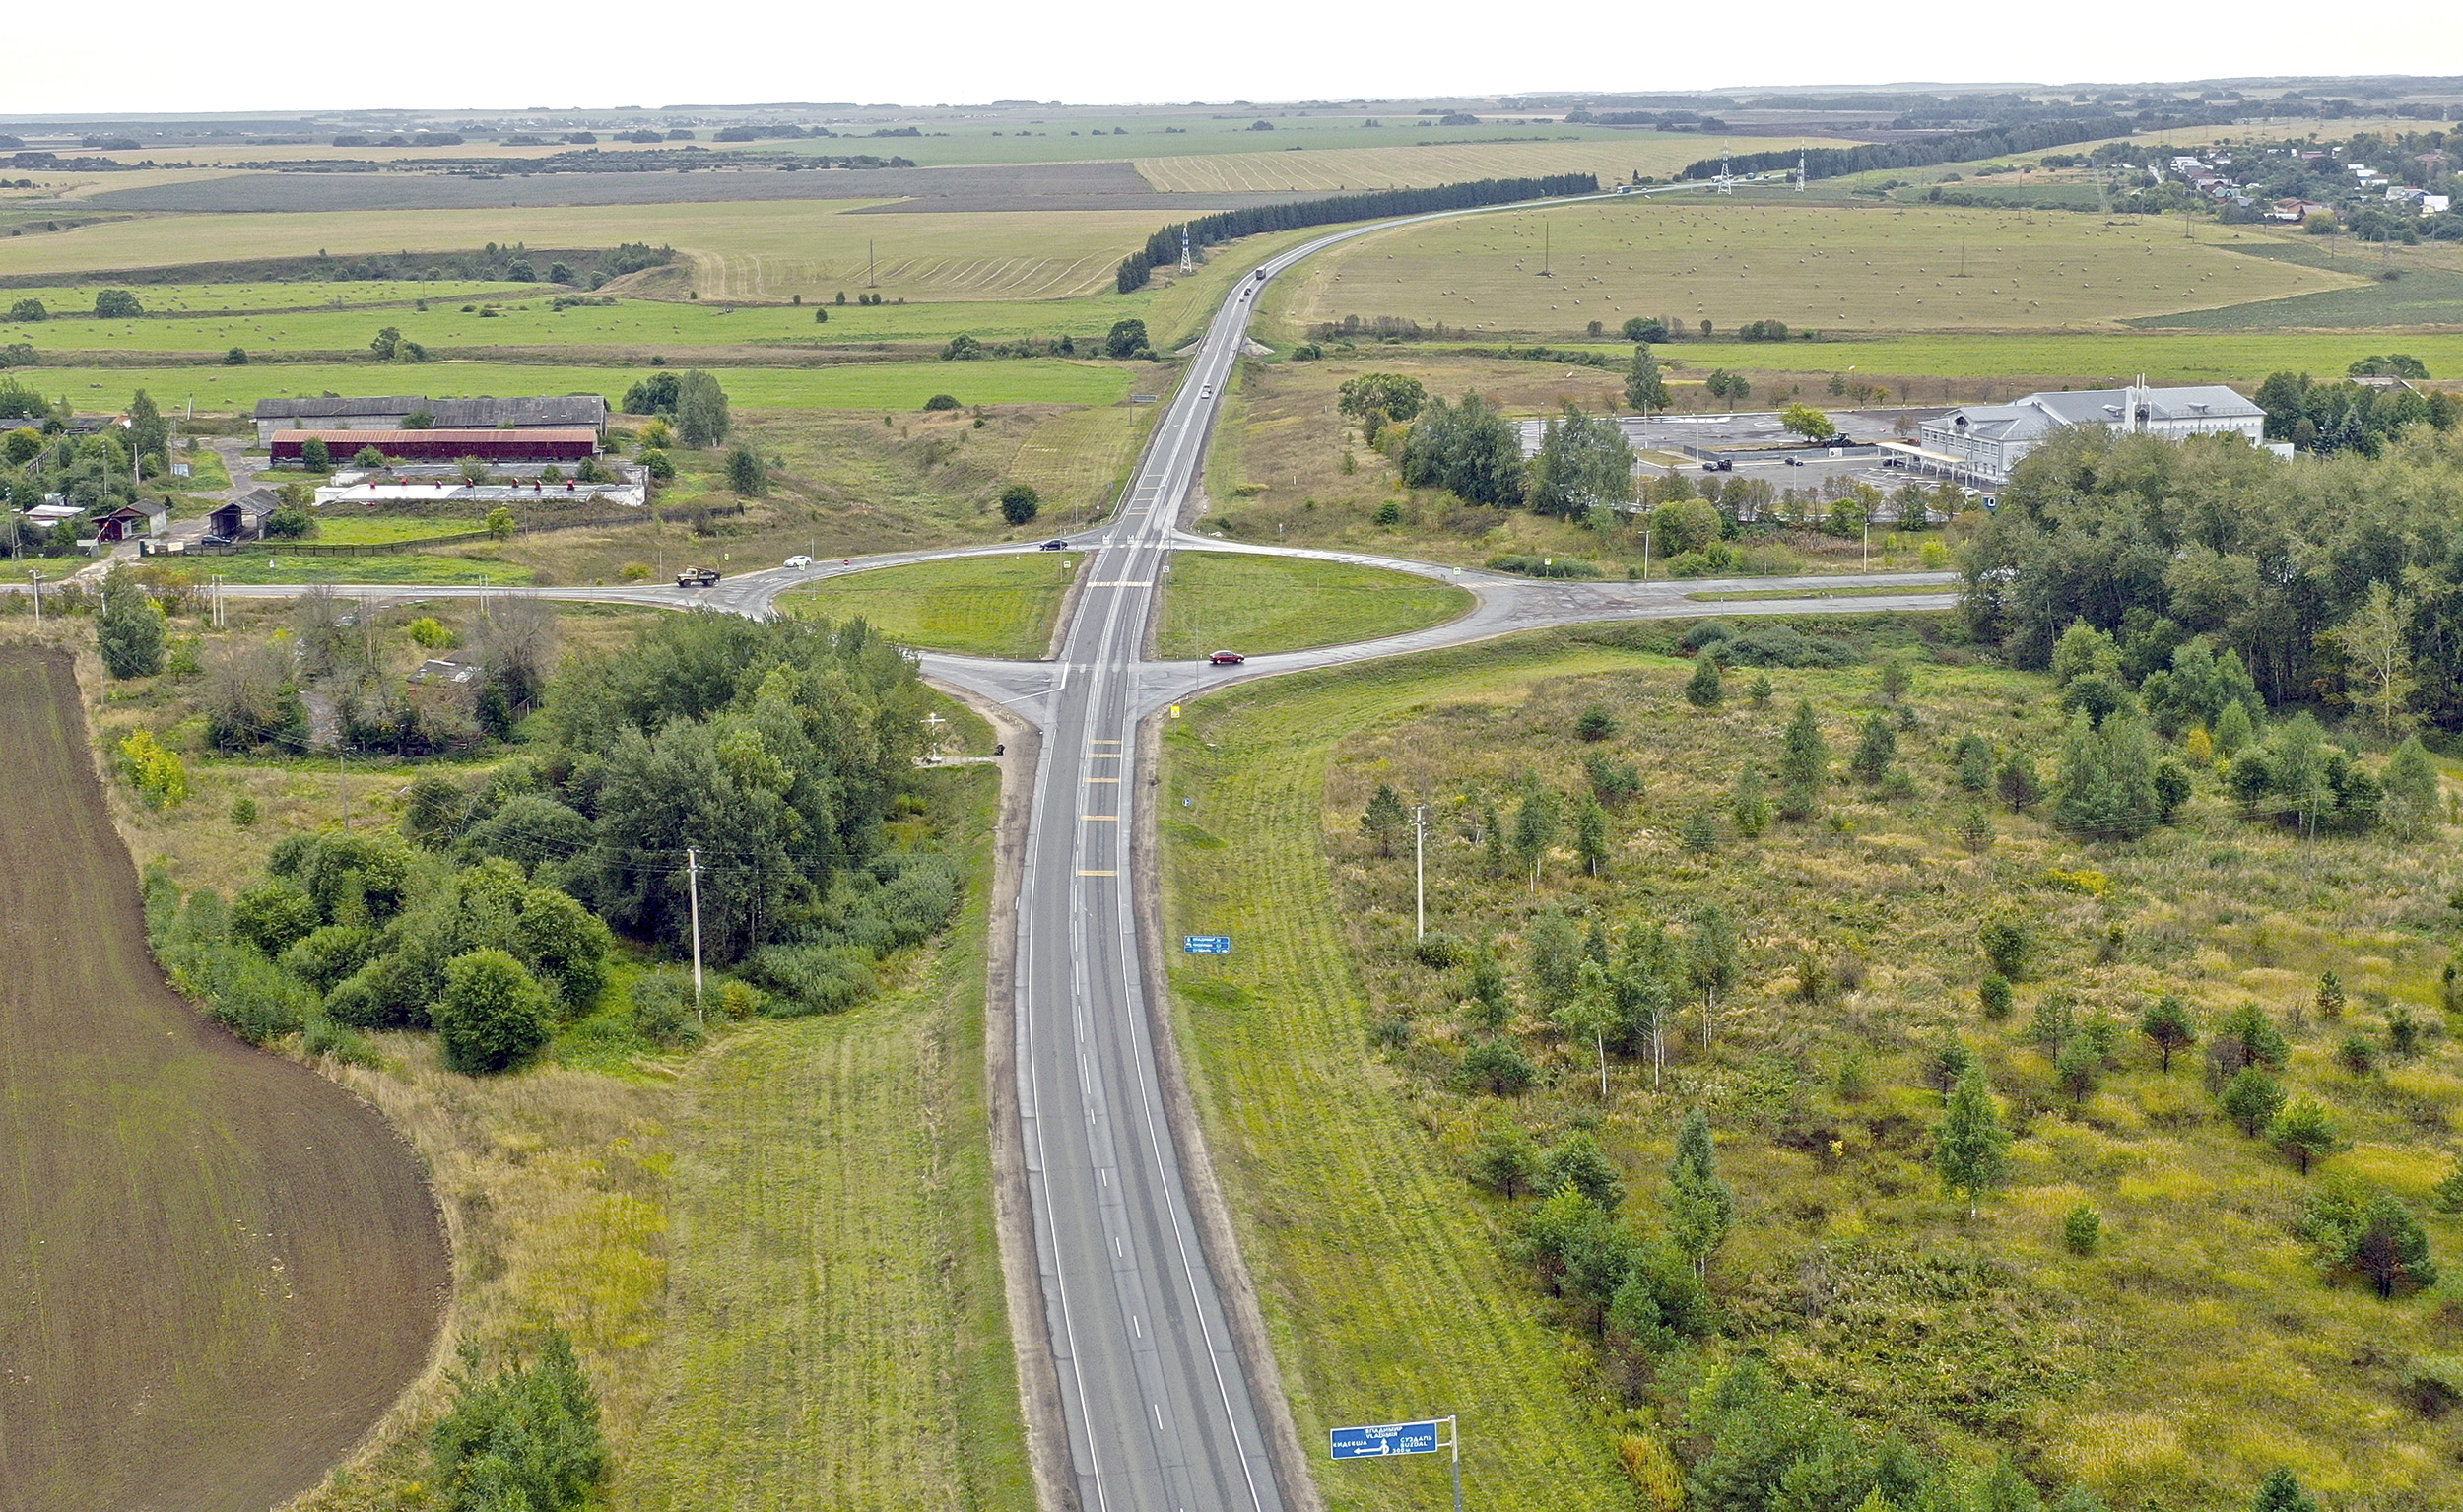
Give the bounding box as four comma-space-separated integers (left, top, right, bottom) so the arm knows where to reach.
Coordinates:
1201, 384, 1214, 397
784, 555, 814, 569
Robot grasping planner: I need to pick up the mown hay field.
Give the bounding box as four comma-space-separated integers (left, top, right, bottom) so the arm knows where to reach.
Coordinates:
1165, 625, 2463, 1512
0, 201, 1151, 302
1134, 136, 1859, 195
1153, 551, 1472, 658
1272, 200, 2361, 339
0, 279, 535, 312
0, 643, 449, 1512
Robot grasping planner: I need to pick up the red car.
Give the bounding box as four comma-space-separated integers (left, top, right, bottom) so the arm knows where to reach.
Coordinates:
1207, 650, 1245, 666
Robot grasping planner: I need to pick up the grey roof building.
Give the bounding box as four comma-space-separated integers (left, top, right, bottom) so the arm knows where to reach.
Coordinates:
1916, 381, 2265, 483
252, 394, 608, 441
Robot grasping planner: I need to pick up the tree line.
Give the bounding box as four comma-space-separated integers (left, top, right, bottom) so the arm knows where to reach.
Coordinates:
1116, 174, 1600, 292
1959, 425, 2463, 731
1684, 119, 2128, 183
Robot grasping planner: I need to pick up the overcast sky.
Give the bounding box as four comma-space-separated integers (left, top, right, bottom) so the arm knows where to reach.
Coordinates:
19, 0, 2463, 117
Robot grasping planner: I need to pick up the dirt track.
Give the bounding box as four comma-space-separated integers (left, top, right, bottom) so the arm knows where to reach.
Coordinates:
0, 648, 449, 1512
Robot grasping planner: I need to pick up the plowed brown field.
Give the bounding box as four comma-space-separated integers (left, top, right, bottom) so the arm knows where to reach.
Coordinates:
0, 648, 449, 1512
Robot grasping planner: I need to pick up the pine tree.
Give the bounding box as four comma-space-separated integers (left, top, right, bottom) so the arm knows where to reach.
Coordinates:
1361, 782, 1410, 857
1680, 807, 1720, 853
2053, 1035, 2100, 1104
2221, 1065, 2287, 1137
1958, 803, 1994, 853
1995, 749, 2042, 812
2140, 993, 2196, 1072
97, 565, 166, 680
2269, 1098, 2339, 1175
2314, 970, 2345, 1020
2249, 1468, 2321, 1512
1779, 699, 1827, 789
1685, 650, 1724, 709
1730, 764, 1771, 838
1666, 1110, 1734, 1276
1472, 1124, 1541, 1199
1934, 1069, 2011, 1218
1850, 711, 1897, 783
2354, 1193, 2437, 1299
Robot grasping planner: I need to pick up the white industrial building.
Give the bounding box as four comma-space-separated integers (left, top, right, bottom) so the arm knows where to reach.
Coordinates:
1911, 380, 2268, 483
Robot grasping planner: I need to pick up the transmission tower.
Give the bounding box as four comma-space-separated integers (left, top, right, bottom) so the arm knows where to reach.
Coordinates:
1179, 225, 1193, 274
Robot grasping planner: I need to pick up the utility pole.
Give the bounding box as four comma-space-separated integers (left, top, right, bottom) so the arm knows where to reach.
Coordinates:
868, 239, 876, 289
686, 845, 705, 1024
29, 569, 39, 627
1411, 805, 1427, 940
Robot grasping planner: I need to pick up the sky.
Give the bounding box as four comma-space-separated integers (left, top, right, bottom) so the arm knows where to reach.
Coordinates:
16, 0, 2463, 116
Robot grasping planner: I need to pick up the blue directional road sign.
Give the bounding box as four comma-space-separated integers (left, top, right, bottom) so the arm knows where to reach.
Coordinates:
1330, 1420, 1442, 1460
1183, 935, 1232, 955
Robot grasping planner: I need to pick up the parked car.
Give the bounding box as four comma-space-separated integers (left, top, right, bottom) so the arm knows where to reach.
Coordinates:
1208, 650, 1245, 666
785, 554, 813, 568
676, 566, 721, 587
1038, 538, 1070, 551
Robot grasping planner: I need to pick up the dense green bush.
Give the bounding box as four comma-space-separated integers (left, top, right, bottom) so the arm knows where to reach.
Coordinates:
431, 1328, 606, 1511
434, 948, 554, 1075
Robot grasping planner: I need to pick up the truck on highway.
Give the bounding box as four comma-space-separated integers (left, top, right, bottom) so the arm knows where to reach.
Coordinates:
676, 566, 721, 587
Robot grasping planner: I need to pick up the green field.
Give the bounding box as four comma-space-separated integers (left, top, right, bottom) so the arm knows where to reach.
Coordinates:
21, 359, 1137, 414
1160, 642, 1647, 1512
7, 291, 1206, 358
620, 761, 1032, 1512
1274, 200, 2358, 340
1154, 551, 1472, 658
1430, 329, 2463, 389
781, 552, 1082, 657
0, 280, 538, 313
306, 515, 488, 545
1135, 136, 1852, 195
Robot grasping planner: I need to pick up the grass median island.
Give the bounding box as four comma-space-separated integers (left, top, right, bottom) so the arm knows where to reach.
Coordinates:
1166, 620, 2463, 1512
782, 552, 1081, 658
1154, 551, 1472, 658
207, 551, 537, 585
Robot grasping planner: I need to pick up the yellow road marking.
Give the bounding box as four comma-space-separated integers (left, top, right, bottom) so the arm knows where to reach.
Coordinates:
1077, 869, 1118, 877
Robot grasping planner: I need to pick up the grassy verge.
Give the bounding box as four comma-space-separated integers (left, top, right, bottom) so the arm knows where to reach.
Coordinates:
209, 551, 536, 585
1161, 637, 1649, 1512
779, 552, 1081, 658
1155, 551, 1472, 659
619, 760, 1032, 1512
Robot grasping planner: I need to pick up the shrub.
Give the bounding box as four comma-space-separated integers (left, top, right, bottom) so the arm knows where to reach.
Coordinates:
1485, 554, 1600, 579
1978, 973, 2014, 1021
1414, 930, 1465, 969
1979, 918, 2030, 980
229, 795, 259, 827
232, 880, 320, 956
1684, 652, 1723, 709
430, 1327, 607, 1511
725, 443, 766, 495
1458, 1037, 1538, 1095
2062, 1204, 2102, 1256
434, 948, 554, 1075
98, 567, 166, 678
922, 393, 962, 412
303, 1016, 383, 1068
1575, 703, 1620, 741
116, 729, 188, 808
300, 436, 331, 470
1001, 484, 1040, 525
630, 971, 705, 1046
742, 943, 879, 1015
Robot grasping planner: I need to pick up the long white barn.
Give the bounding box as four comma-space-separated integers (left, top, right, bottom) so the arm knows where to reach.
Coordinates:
1917, 380, 2266, 482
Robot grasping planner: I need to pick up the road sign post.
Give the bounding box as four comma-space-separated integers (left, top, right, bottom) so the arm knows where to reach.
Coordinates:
1182, 935, 1232, 955
1330, 1415, 1459, 1512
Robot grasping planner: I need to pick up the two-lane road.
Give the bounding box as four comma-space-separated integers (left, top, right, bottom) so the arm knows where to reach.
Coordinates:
1015, 265, 1287, 1512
